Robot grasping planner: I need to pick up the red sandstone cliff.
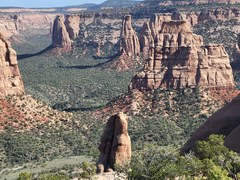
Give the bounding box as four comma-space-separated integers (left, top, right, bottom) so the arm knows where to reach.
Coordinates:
0, 33, 24, 96
52, 15, 72, 52
130, 20, 235, 90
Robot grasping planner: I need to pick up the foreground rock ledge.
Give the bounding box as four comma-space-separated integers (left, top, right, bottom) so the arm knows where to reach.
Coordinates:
181, 93, 240, 154
97, 112, 131, 174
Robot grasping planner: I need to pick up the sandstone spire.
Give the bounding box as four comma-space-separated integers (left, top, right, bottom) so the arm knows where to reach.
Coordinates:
52, 15, 72, 52
119, 15, 140, 56
233, 34, 240, 65
139, 22, 154, 58
129, 20, 235, 90
0, 33, 24, 96
97, 112, 131, 173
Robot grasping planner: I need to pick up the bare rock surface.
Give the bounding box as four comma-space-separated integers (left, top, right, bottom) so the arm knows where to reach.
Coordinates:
120, 15, 140, 56
233, 34, 240, 65
129, 20, 235, 90
97, 112, 131, 173
52, 15, 72, 52
0, 33, 24, 96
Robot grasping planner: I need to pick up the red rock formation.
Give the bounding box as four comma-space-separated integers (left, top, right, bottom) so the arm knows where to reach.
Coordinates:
129, 20, 235, 90
119, 15, 140, 56
97, 112, 131, 173
52, 15, 72, 52
0, 33, 24, 96
64, 15, 81, 40
139, 22, 154, 58
233, 34, 240, 65
181, 93, 240, 154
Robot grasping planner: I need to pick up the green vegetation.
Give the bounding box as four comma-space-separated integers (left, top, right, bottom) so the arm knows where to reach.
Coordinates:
126, 135, 240, 179
193, 19, 240, 60
14, 34, 135, 111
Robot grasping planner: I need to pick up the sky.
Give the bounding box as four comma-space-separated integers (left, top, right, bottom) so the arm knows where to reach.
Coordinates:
0, 0, 106, 8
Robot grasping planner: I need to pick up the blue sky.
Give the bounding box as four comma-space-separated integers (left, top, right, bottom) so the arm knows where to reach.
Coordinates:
0, 0, 106, 8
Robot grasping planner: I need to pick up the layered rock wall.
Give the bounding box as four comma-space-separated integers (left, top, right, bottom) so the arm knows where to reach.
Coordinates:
0, 33, 24, 96
97, 112, 131, 173
130, 20, 235, 90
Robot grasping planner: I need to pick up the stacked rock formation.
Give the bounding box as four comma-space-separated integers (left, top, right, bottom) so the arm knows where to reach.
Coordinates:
129, 20, 235, 90
52, 15, 72, 52
119, 15, 140, 56
233, 34, 240, 65
97, 112, 131, 173
181, 93, 240, 154
0, 33, 24, 96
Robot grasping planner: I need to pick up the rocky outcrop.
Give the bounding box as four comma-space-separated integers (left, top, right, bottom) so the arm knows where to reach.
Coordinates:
64, 15, 81, 40
97, 112, 131, 173
233, 34, 240, 65
119, 15, 140, 56
181, 93, 240, 154
129, 20, 235, 91
0, 33, 24, 96
52, 16, 72, 52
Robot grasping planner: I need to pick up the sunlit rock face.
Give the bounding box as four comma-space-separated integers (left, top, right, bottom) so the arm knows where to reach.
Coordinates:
52, 15, 72, 52
130, 20, 235, 91
119, 15, 140, 56
0, 33, 24, 96
96, 112, 131, 173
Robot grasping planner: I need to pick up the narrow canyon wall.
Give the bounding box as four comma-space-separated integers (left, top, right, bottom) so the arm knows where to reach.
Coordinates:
0, 33, 24, 96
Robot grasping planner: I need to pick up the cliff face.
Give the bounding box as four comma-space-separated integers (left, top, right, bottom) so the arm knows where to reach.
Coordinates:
233, 34, 240, 65
97, 112, 131, 173
52, 15, 72, 52
129, 20, 235, 90
0, 14, 55, 41
0, 33, 24, 96
119, 15, 140, 56
64, 15, 81, 40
